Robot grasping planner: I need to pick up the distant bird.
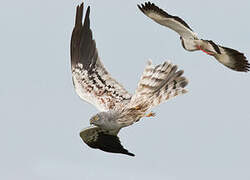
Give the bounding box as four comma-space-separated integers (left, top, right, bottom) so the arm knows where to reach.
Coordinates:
138, 2, 249, 72
71, 2, 188, 156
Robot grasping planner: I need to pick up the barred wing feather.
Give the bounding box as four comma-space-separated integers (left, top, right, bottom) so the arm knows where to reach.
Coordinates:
70, 4, 131, 112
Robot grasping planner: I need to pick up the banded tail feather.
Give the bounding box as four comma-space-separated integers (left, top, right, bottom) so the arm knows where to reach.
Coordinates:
129, 61, 188, 111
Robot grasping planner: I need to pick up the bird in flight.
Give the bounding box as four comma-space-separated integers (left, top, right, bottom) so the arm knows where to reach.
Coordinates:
138, 2, 249, 72
70, 2, 188, 156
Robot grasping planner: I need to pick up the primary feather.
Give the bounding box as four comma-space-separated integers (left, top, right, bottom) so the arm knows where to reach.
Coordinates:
71, 4, 131, 112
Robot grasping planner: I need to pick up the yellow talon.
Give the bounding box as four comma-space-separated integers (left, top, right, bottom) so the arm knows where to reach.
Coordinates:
145, 112, 155, 117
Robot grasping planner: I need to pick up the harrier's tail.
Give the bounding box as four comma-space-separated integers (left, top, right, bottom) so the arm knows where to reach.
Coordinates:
128, 60, 188, 112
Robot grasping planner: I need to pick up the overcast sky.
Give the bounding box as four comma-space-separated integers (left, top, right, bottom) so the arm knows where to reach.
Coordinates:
1, 0, 250, 179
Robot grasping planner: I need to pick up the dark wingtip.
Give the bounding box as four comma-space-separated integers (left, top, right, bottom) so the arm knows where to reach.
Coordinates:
137, 4, 143, 12
232, 55, 249, 72
138, 1, 193, 31
75, 3, 83, 27
222, 47, 250, 72
138, 1, 164, 14
82, 132, 135, 157
83, 6, 90, 28
126, 152, 135, 157
86, 6, 90, 16
71, 3, 84, 68
71, 3, 98, 72
138, 1, 154, 12
117, 146, 135, 157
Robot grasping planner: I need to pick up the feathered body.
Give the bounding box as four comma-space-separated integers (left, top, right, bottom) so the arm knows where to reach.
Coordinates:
87, 60, 188, 147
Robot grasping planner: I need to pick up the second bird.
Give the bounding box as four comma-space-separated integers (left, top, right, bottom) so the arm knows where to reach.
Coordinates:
138, 2, 249, 72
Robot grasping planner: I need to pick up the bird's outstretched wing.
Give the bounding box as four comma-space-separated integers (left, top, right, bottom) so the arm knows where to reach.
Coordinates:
71, 3, 131, 112
215, 45, 250, 72
196, 40, 249, 72
138, 2, 198, 39
80, 126, 135, 156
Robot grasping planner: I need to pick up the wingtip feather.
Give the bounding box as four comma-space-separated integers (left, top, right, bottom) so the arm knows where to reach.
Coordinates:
75, 3, 84, 26
220, 47, 250, 72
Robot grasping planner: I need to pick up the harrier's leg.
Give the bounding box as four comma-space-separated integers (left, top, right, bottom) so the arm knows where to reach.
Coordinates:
145, 112, 155, 117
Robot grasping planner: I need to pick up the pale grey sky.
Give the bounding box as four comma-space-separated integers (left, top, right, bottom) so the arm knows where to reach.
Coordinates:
1, 0, 250, 179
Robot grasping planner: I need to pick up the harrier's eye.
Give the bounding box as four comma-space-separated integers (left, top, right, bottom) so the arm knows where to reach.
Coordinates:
94, 116, 99, 121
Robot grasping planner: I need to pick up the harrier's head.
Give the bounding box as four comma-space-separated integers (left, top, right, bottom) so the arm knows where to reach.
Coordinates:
90, 111, 121, 131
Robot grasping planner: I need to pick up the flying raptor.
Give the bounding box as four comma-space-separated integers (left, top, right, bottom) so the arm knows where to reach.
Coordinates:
138, 2, 250, 72
70, 2, 188, 156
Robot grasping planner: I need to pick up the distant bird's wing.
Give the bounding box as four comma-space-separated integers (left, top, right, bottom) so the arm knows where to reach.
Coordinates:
71, 3, 131, 112
138, 2, 198, 39
80, 125, 135, 156
215, 45, 250, 72
196, 39, 249, 72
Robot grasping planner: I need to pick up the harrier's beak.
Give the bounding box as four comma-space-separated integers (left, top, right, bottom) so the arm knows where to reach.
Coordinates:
90, 118, 94, 124
90, 115, 99, 124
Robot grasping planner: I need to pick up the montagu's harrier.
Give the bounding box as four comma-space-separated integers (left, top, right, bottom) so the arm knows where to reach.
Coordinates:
138, 2, 249, 72
70, 2, 188, 156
